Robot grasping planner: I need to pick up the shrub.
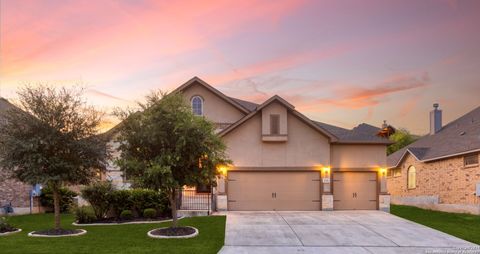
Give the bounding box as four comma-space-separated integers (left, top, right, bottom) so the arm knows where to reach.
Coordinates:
81, 181, 114, 220
40, 186, 78, 213
120, 210, 133, 220
108, 190, 133, 218
143, 208, 157, 219
74, 206, 96, 224
0, 217, 16, 232
130, 189, 168, 215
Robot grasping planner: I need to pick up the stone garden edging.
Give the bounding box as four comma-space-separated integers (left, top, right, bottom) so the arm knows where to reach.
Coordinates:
28, 229, 87, 237
147, 226, 199, 239
0, 228, 22, 236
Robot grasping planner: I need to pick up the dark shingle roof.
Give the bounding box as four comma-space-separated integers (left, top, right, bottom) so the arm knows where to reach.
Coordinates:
228, 97, 258, 112
0, 98, 16, 115
388, 106, 480, 167
314, 122, 392, 144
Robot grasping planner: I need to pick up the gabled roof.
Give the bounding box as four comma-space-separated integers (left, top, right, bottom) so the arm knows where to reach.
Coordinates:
388, 106, 480, 167
218, 95, 338, 141
101, 76, 391, 145
173, 76, 252, 114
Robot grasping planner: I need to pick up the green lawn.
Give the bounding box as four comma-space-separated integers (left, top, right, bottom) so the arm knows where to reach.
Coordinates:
391, 204, 480, 244
0, 214, 226, 254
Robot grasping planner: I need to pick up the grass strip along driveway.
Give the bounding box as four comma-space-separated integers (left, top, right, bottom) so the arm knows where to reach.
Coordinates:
391, 204, 480, 245
0, 213, 225, 254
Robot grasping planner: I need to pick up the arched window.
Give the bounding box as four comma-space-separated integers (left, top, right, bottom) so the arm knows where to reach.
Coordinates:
407, 165, 416, 189
191, 96, 203, 116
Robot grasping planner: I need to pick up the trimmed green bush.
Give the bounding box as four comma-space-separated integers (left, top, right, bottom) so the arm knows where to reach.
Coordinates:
40, 186, 78, 213
74, 206, 96, 224
108, 189, 133, 219
81, 181, 114, 219
143, 208, 157, 219
0, 217, 16, 232
120, 210, 133, 220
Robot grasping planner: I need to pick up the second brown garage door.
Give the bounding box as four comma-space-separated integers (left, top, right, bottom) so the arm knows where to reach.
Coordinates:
333, 172, 377, 210
227, 171, 321, 211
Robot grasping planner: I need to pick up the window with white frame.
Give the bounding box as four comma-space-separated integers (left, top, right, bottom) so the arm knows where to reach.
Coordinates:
407, 165, 416, 189
464, 153, 479, 167
191, 96, 203, 116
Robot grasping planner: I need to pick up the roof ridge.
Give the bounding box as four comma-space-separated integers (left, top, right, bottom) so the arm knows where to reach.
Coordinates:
440, 105, 480, 131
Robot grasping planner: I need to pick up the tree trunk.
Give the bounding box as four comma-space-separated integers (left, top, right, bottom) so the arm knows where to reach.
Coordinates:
52, 184, 61, 230
170, 188, 178, 228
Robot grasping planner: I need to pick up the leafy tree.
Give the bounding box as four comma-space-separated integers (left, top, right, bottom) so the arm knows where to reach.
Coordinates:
115, 91, 229, 228
387, 128, 418, 155
0, 86, 109, 230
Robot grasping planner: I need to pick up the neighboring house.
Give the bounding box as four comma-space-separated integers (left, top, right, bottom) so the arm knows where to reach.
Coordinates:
0, 98, 39, 215
387, 104, 480, 215
106, 77, 392, 212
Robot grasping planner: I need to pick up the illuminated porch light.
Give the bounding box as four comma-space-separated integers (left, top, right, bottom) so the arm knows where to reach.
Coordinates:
217, 165, 228, 176
379, 168, 387, 176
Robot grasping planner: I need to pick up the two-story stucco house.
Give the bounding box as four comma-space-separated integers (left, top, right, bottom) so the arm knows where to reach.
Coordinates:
105, 77, 392, 212
388, 104, 480, 215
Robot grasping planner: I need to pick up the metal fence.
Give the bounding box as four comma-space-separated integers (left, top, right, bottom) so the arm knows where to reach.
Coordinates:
176, 188, 213, 213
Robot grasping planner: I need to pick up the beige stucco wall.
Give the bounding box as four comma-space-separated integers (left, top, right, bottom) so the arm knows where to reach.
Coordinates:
388, 153, 480, 207
181, 82, 246, 125
223, 111, 330, 167
261, 102, 287, 135
331, 144, 386, 169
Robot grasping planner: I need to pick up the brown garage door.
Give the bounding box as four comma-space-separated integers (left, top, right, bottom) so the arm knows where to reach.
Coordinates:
333, 172, 377, 210
227, 171, 321, 211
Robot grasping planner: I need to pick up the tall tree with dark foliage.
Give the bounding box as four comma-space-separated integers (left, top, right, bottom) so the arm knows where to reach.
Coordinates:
0, 86, 109, 231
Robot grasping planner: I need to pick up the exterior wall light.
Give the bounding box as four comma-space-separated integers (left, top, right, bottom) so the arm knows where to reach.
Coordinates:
217, 165, 228, 176
379, 168, 387, 176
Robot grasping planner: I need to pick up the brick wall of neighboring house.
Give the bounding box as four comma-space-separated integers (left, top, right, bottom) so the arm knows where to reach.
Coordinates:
387, 153, 480, 214
0, 169, 36, 214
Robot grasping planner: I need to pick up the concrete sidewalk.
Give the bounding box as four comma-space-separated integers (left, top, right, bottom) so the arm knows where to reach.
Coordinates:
219, 211, 478, 254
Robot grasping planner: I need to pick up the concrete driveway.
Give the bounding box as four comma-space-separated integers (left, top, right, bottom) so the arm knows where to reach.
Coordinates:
219, 211, 478, 254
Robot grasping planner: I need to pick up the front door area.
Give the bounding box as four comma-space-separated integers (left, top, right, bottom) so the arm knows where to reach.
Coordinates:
227, 171, 321, 211
333, 172, 377, 210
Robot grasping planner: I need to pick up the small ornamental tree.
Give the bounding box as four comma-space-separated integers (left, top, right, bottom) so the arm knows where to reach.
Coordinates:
387, 128, 418, 155
115, 91, 229, 228
0, 86, 109, 231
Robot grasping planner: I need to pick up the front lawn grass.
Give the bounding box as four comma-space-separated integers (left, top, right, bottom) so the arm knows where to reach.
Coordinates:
391, 204, 480, 244
0, 213, 225, 254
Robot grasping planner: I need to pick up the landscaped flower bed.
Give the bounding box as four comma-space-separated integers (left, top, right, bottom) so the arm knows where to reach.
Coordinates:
76, 182, 172, 225
28, 228, 86, 237
147, 226, 198, 239
0, 217, 21, 236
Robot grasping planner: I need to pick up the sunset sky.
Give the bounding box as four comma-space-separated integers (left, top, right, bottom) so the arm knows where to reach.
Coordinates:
1, 0, 479, 134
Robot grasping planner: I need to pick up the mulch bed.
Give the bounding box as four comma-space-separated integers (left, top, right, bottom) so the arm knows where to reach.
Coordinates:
0, 228, 18, 234
149, 227, 196, 236
79, 216, 172, 224
30, 229, 84, 236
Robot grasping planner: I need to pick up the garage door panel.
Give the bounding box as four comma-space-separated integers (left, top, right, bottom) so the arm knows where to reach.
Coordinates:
228, 171, 320, 211
333, 172, 377, 210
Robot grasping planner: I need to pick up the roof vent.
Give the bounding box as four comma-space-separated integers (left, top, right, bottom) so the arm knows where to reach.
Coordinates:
460, 131, 466, 136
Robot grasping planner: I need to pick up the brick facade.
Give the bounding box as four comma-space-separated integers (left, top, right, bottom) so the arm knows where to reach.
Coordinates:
387, 153, 480, 214
0, 169, 33, 212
